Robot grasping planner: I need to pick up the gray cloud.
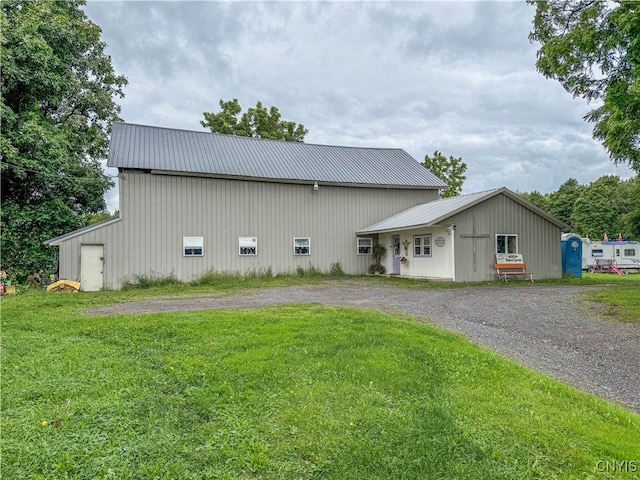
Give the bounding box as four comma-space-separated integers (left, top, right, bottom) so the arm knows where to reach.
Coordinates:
83, 0, 634, 213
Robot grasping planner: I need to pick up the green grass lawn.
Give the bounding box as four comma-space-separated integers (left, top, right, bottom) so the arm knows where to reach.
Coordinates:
2, 286, 639, 479
578, 273, 640, 322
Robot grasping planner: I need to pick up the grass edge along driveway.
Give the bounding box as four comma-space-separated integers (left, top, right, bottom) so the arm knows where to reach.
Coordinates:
2, 292, 639, 479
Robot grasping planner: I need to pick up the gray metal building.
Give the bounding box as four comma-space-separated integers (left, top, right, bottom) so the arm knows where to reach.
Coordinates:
46, 123, 446, 290
358, 188, 568, 282
46, 123, 567, 290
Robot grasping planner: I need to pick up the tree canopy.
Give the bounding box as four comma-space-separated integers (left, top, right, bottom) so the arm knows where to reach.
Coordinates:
519, 178, 585, 231
201, 99, 308, 142
1, 0, 127, 280
570, 175, 633, 239
545, 178, 585, 230
528, 0, 640, 173
519, 175, 638, 239
622, 176, 640, 239
422, 151, 467, 198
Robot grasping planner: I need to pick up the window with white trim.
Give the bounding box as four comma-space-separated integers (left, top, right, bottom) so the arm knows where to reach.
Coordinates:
392, 235, 401, 256
624, 248, 636, 256
413, 235, 431, 257
294, 237, 311, 255
183, 236, 204, 256
496, 234, 517, 254
239, 236, 257, 255
357, 237, 372, 255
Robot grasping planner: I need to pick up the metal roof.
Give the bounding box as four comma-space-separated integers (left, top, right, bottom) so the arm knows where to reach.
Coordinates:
357, 187, 568, 234
107, 123, 447, 189
44, 216, 121, 246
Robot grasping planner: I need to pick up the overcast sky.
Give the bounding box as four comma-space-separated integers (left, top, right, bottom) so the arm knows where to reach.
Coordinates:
83, 0, 635, 213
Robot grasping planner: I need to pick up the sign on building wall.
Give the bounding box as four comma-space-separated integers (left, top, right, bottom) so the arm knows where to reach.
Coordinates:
495, 253, 523, 263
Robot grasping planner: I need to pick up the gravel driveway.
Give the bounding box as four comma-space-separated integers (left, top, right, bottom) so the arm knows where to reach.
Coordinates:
89, 281, 640, 413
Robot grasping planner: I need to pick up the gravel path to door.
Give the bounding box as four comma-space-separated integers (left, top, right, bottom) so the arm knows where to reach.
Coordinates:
89, 282, 640, 413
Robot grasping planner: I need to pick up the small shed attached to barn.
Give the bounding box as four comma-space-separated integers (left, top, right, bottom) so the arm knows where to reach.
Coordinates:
357, 188, 568, 282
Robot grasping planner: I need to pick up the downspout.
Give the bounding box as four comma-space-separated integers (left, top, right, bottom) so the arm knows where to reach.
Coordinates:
448, 225, 456, 282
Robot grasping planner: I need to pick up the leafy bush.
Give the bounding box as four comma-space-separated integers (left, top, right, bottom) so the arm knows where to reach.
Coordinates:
368, 264, 386, 274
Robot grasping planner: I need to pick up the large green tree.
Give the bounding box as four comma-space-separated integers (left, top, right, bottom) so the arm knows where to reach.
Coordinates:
1, 0, 127, 280
422, 151, 467, 198
545, 178, 586, 230
201, 99, 308, 142
621, 175, 640, 239
571, 175, 633, 238
518, 175, 639, 238
528, 0, 640, 172
518, 190, 550, 212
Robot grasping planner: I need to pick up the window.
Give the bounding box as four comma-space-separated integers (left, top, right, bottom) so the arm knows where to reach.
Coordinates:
624, 248, 636, 256
393, 235, 401, 256
239, 236, 257, 255
413, 235, 432, 257
496, 234, 517, 254
591, 249, 604, 257
357, 237, 372, 255
183, 236, 203, 256
294, 237, 311, 255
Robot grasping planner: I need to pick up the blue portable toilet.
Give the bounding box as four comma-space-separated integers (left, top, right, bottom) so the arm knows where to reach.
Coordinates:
561, 233, 582, 277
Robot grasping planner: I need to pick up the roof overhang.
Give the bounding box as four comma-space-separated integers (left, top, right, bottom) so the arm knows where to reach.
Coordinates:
357, 222, 444, 236
44, 216, 121, 246
357, 187, 569, 235
120, 168, 441, 191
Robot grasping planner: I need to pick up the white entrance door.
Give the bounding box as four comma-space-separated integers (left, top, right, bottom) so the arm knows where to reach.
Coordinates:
80, 245, 104, 291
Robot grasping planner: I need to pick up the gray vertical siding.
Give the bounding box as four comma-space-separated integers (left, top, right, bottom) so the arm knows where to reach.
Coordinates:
452, 195, 562, 282
57, 172, 438, 289
56, 220, 124, 289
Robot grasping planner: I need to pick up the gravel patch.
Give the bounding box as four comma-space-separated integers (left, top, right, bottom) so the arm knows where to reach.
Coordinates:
88, 281, 640, 413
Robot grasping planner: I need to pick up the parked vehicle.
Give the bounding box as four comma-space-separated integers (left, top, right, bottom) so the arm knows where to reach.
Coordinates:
581, 237, 640, 272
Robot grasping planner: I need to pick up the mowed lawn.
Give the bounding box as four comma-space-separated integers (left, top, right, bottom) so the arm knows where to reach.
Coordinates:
579, 272, 640, 322
2, 283, 639, 479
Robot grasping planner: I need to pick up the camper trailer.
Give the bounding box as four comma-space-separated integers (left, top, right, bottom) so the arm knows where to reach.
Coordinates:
581, 238, 640, 271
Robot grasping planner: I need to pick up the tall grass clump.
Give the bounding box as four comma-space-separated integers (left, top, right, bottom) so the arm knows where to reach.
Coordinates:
295, 264, 322, 277
192, 265, 342, 288
190, 270, 258, 289
329, 262, 345, 276
121, 274, 183, 290
190, 268, 284, 290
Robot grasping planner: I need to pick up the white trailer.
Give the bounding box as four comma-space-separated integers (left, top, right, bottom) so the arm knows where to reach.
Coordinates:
581, 239, 640, 271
